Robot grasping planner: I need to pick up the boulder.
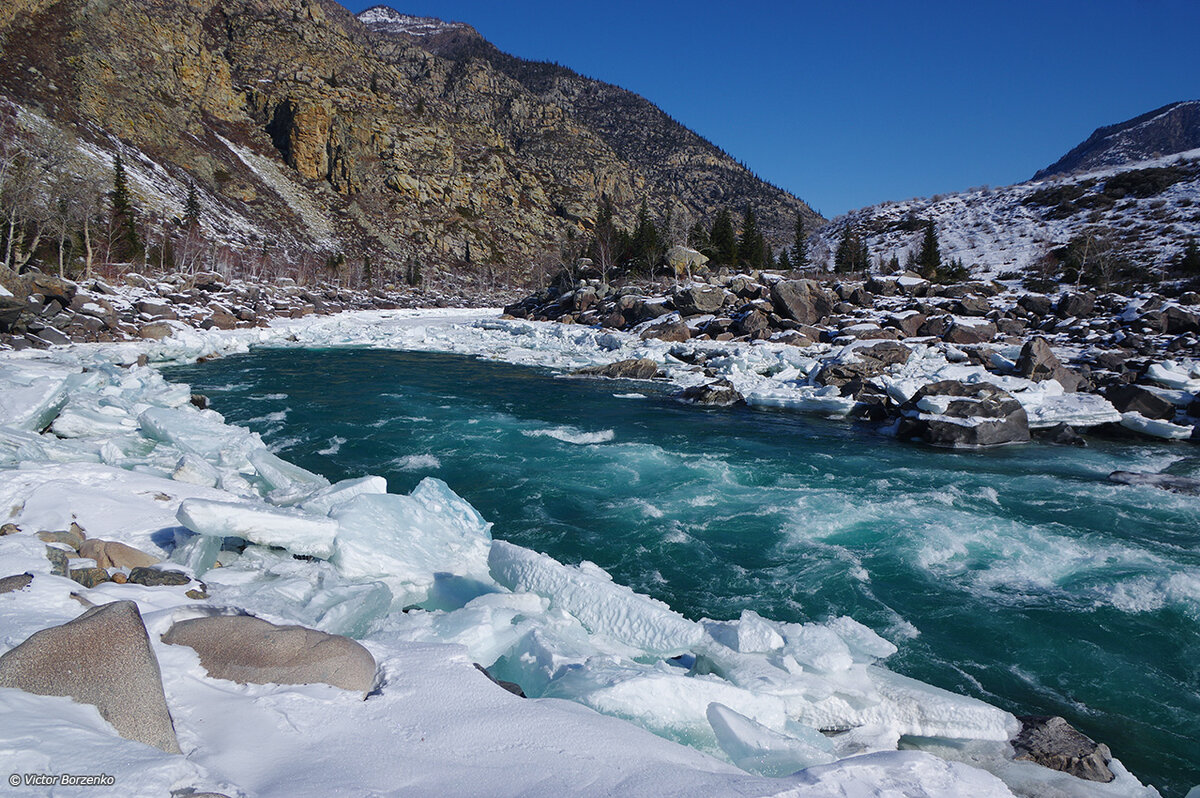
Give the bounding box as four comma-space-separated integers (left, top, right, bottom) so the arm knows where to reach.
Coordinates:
1105, 384, 1175, 420
1164, 305, 1200, 334
162, 615, 376, 693
943, 320, 997, 345
1056, 291, 1095, 318
79, 539, 162, 570
1109, 470, 1200, 495
673, 285, 730, 315
665, 245, 708, 279
817, 341, 911, 389
615, 295, 670, 324
733, 309, 771, 337
26, 273, 76, 307
1017, 294, 1054, 316
887, 312, 926, 338
69, 567, 111, 588
898, 380, 1030, 446
677, 380, 744, 407
1035, 423, 1087, 446
953, 295, 991, 316
1016, 336, 1082, 391
128, 567, 192, 587
0, 572, 33, 594
639, 317, 691, 343
573, 358, 661, 380
1011, 715, 1114, 783
0, 295, 28, 331
0, 601, 180, 752
139, 321, 176, 341
769, 279, 835, 325
135, 299, 178, 320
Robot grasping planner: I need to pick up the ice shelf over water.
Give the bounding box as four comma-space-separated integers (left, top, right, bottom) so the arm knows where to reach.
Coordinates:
0, 309, 1165, 797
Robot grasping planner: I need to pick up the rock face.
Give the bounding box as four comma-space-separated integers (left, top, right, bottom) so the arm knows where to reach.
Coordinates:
1035, 100, 1200, 179
0, 601, 181, 753
1011, 715, 1115, 783
0, 0, 818, 281
899, 381, 1031, 447
677, 380, 744, 407
162, 615, 377, 693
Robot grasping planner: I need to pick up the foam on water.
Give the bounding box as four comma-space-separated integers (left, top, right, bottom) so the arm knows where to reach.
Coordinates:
522, 425, 616, 445
392, 453, 442, 472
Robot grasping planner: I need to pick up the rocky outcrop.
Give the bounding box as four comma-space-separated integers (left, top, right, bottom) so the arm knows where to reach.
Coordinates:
1016, 336, 1082, 391
898, 381, 1031, 447
770, 279, 836, 325
0, 601, 181, 753
162, 614, 377, 694
1011, 715, 1114, 783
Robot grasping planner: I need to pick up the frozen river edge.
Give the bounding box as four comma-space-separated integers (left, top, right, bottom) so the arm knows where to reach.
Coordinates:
0, 308, 1165, 797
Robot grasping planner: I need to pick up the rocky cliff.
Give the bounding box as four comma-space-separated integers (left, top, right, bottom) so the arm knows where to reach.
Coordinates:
1034, 100, 1200, 180
0, 0, 817, 285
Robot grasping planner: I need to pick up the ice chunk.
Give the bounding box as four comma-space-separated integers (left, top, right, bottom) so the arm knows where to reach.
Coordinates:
172, 532, 222, 576
1022, 391, 1122, 429
247, 448, 330, 503
489, 540, 704, 656
781, 622, 855, 674
172, 454, 220, 487
863, 667, 1019, 742
707, 702, 835, 776
176, 497, 339, 558
543, 657, 788, 753
1119, 411, 1194, 440
826, 616, 898, 663
138, 406, 261, 467
330, 478, 493, 607
299, 475, 388, 516
0, 362, 94, 432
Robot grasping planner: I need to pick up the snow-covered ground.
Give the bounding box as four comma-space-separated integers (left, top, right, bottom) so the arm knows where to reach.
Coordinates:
0, 310, 1163, 797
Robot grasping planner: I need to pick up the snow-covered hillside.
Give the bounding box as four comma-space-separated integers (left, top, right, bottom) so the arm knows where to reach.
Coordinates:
812, 149, 1200, 282
356, 6, 470, 37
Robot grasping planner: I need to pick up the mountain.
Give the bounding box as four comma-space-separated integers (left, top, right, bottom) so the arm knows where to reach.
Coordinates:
0, 0, 816, 288
812, 104, 1200, 286
1035, 100, 1200, 179
357, 6, 820, 247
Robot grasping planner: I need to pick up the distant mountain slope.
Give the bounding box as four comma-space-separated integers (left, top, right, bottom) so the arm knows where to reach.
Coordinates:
813, 149, 1200, 281
358, 5, 821, 244
0, 0, 816, 288
1035, 101, 1200, 179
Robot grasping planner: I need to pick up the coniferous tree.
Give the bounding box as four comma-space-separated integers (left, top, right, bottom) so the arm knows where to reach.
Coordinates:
362, 253, 373, 287
1181, 238, 1200, 275
687, 220, 709, 253
710, 208, 737, 266
631, 197, 660, 274
792, 214, 808, 269
737, 206, 764, 269
778, 247, 792, 271
184, 182, 201, 231
834, 227, 853, 273
110, 153, 140, 260
916, 219, 941, 279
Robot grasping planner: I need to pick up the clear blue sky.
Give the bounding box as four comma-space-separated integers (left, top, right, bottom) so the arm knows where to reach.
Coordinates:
339, 0, 1200, 218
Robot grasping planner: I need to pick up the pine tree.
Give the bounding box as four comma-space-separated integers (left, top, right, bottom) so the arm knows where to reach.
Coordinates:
778, 247, 792, 271
834, 227, 854, 273
1181, 238, 1200, 275
110, 154, 140, 260
916, 219, 941, 279
737, 206, 764, 269
687, 220, 709, 253
184, 182, 201, 231
631, 197, 660, 274
710, 208, 737, 266
362, 253, 373, 287
792, 214, 808, 269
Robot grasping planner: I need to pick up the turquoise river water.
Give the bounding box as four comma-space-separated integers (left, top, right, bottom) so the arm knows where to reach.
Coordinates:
166, 348, 1200, 796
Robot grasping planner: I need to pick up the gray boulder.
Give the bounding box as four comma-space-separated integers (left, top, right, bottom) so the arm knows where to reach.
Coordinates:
1011, 715, 1114, 783
677, 380, 744, 407
1109, 470, 1200, 495
162, 615, 376, 694
673, 285, 730, 315
899, 380, 1030, 446
943, 320, 997, 345
1016, 336, 1082, 391
1056, 291, 1096, 318
1105, 384, 1175, 420
770, 279, 835, 325
0, 572, 33, 594
0, 600, 180, 752
639, 317, 691, 343
1017, 294, 1053, 317
1164, 305, 1200, 334
574, 358, 661, 380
